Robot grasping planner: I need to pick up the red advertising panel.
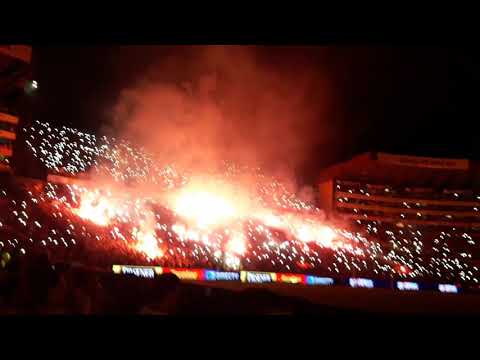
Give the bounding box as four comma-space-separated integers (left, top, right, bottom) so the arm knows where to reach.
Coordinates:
163, 268, 205, 281
276, 273, 306, 285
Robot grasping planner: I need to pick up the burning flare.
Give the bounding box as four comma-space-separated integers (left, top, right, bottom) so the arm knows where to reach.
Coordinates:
73, 191, 118, 226
170, 180, 245, 229
133, 214, 163, 260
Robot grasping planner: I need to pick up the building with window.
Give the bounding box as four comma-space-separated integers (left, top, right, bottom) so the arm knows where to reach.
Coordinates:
318, 152, 480, 227
0, 45, 33, 173
318, 152, 480, 277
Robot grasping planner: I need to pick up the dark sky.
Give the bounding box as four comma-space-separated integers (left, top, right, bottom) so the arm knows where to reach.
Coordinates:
32, 46, 480, 184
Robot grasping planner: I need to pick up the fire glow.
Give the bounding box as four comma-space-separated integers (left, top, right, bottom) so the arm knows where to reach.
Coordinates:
22, 120, 466, 281
72, 191, 118, 226
173, 188, 237, 229
67, 174, 344, 261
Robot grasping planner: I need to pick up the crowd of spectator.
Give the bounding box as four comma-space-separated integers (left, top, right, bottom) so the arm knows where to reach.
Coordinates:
2, 171, 480, 304
0, 248, 187, 314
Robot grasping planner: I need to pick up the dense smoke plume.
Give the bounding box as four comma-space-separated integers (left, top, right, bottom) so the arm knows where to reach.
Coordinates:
107, 46, 331, 179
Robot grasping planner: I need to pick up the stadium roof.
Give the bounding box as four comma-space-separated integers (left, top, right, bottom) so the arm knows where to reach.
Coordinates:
318, 152, 480, 189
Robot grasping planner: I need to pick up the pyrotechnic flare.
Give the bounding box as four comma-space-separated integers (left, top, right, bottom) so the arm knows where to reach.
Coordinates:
4, 120, 475, 284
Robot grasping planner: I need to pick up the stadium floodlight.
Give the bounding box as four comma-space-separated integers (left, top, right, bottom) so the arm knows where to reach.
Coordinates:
24, 79, 38, 94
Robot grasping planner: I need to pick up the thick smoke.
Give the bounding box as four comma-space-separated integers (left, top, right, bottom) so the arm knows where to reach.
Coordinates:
107, 46, 330, 181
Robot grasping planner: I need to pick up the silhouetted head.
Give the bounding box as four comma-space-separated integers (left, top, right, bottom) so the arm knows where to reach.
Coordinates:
157, 273, 180, 293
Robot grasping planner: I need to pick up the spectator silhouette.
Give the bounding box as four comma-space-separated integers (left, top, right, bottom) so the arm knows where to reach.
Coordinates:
140, 273, 180, 315
28, 252, 57, 313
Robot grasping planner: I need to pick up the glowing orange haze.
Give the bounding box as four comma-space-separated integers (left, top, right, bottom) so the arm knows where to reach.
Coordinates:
167, 180, 251, 229
173, 190, 236, 229
133, 223, 163, 260
72, 191, 119, 226
69, 177, 342, 260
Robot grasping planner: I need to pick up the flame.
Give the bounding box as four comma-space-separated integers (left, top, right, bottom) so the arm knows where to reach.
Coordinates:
292, 221, 337, 247
134, 214, 163, 260
256, 212, 284, 228
135, 230, 163, 260
171, 223, 186, 239
227, 233, 246, 255
26, 120, 449, 279
73, 191, 118, 226
67, 175, 346, 263
171, 184, 238, 229
316, 226, 337, 247
172, 223, 202, 242
255, 211, 338, 248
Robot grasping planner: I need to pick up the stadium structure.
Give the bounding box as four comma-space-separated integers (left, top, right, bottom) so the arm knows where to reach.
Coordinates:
318, 152, 480, 268
0, 45, 33, 174
2, 49, 480, 315
0, 47, 478, 296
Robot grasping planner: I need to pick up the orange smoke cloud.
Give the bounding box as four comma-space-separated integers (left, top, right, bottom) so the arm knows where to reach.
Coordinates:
107, 46, 332, 177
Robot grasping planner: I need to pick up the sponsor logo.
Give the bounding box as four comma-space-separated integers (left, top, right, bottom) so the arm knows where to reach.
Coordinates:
349, 278, 374, 288
396, 281, 419, 291
169, 269, 202, 280
278, 273, 305, 284
438, 284, 458, 293
122, 266, 155, 279
306, 276, 334, 286
112, 265, 122, 274
241, 271, 276, 283
205, 270, 240, 281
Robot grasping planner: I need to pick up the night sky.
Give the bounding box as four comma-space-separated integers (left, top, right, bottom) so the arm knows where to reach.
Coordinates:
31, 46, 480, 184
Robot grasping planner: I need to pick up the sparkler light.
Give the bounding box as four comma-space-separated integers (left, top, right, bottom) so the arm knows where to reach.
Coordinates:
226, 234, 247, 255
72, 191, 117, 226
0, 120, 475, 285
135, 230, 162, 260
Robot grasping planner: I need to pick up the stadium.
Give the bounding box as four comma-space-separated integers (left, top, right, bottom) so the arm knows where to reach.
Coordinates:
1, 46, 480, 315
318, 152, 480, 282
1, 45, 32, 174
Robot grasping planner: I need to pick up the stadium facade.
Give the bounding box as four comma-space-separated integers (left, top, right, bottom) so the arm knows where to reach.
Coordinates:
0, 45, 33, 174
317, 152, 480, 227
318, 152, 480, 265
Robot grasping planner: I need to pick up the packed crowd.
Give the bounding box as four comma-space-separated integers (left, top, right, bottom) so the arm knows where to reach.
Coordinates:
333, 180, 480, 283
1, 172, 479, 285
336, 180, 480, 203
0, 120, 478, 288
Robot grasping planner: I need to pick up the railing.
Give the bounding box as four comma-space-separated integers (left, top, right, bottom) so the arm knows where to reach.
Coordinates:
336, 191, 480, 208
336, 201, 480, 219
339, 213, 480, 228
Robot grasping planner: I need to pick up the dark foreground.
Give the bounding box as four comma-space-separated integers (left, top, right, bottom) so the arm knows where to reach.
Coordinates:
1, 256, 480, 317
190, 281, 480, 317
